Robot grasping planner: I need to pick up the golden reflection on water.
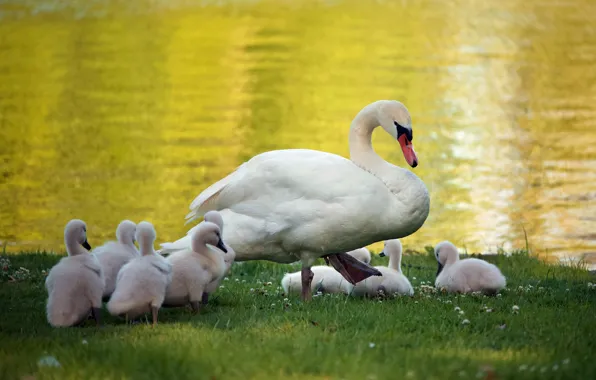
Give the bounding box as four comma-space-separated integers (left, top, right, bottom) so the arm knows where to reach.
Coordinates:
0, 0, 595, 267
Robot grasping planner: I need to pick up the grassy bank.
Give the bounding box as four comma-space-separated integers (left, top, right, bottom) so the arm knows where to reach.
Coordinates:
1, 250, 595, 380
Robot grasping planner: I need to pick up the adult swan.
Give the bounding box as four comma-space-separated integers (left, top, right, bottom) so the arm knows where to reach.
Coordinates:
161, 100, 430, 301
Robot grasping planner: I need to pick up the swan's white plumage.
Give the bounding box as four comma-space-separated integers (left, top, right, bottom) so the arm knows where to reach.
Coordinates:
351, 239, 414, 297
107, 222, 171, 318
280, 248, 369, 295
46, 219, 104, 327
163, 221, 227, 307
162, 101, 429, 272
93, 220, 139, 298
434, 241, 506, 294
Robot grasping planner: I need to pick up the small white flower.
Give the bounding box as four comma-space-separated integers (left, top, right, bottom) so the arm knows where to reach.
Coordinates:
369, 342, 375, 348
82, 339, 88, 345
454, 306, 461, 312
241, 280, 246, 283
219, 285, 225, 289
445, 300, 452, 304
519, 365, 528, 371
563, 358, 570, 365
234, 278, 239, 282
566, 288, 570, 291
552, 364, 559, 371
413, 277, 417, 280
512, 305, 520, 312
250, 288, 255, 292
486, 308, 493, 313
461, 319, 470, 325
283, 298, 289, 302
224, 277, 229, 281
459, 310, 465, 315
497, 293, 502, 298
414, 301, 418, 304
271, 303, 275, 307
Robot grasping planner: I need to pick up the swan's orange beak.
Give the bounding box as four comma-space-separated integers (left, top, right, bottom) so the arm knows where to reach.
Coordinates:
398, 134, 418, 168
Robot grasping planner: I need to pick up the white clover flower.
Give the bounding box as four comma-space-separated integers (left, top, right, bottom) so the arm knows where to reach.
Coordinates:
454, 306, 461, 312
369, 342, 375, 348
512, 305, 520, 312
461, 319, 470, 325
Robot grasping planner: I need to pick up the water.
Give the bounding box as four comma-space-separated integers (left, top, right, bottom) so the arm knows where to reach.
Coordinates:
1, 0, 595, 268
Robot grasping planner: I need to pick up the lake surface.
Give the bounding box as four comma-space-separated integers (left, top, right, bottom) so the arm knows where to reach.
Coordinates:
1, 0, 595, 268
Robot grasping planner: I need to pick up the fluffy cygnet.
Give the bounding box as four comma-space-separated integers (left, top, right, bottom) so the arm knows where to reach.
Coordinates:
346, 247, 371, 264
163, 221, 228, 313
434, 241, 506, 294
351, 239, 414, 297
107, 221, 172, 326
93, 220, 139, 299
281, 249, 369, 295
46, 219, 104, 327
201, 211, 236, 303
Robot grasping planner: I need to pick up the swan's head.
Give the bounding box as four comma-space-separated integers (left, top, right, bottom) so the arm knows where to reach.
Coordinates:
379, 239, 402, 258
191, 221, 228, 254
204, 211, 224, 231
116, 220, 137, 245
135, 221, 156, 254
377, 101, 418, 168
64, 219, 91, 253
434, 240, 459, 275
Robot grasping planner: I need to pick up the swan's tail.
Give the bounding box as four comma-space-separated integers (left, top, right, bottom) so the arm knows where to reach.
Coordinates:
159, 235, 192, 255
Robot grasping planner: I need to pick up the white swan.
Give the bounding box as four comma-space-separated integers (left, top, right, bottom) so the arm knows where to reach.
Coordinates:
162, 100, 430, 301
107, 222, 172, 326
351, 239, 414, 297
45, 219, 104, 327
93, 220, 139, 299
434, 241, 506, 294
281, 248, 369, 296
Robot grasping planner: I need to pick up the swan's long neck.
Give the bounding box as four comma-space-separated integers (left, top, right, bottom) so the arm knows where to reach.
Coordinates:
348, 102, 430, 239
65, 239, 86, 256
199, 245, 225, 276
348, 102, 387, 175
388, 247, 402, 272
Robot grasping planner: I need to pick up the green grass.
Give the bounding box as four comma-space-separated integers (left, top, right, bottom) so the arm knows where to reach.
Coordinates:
1, 250, 595, 380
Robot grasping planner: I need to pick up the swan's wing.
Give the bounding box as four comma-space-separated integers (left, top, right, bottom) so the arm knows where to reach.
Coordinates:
185, 149, 376, 223
185, 162, 248, 223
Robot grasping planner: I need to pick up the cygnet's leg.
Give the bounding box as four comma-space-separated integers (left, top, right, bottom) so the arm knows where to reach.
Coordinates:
301, 266, 314, 301
190, 301, 201, 314
151, 305, 159, 327
201, 292, 209, 305
91, 307, 102, 326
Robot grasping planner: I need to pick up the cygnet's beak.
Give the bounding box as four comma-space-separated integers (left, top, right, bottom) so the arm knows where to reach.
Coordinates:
398, 134, 418, 168
379, 251, 386, 257
436, 261, 444, 276
216, 239, 228, 253
82, 240, 92, 251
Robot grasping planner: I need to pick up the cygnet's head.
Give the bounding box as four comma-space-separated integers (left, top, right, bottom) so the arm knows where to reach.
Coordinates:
191, 221, 228, 254
135, 221, 156, 255
434, 241, 459, 276
64, 219, 91, 254
375, 100, 417, 168
116, 220, 137, 245
204, 211, 224, 232
379, 239, 402, 258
